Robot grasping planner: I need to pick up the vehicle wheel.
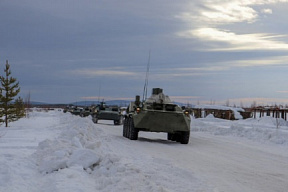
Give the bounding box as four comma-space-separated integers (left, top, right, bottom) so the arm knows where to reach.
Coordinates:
170, 134, 177, 141
123, 117, 128, 137
128, 118, 138, 140
167, 133, 173, 140
92, 115, 98, 124
115, 116, 123, 125
119, 116, 123, 125
126, 117, 130, 138
175, 134, 181, 142
180, 131, 190, 144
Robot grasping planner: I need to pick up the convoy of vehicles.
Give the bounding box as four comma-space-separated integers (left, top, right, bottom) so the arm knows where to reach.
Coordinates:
63, 88, 191, 144
64, 103, 123, 125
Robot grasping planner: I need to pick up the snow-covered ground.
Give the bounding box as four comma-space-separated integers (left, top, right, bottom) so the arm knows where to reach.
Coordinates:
0, 109, 288, 192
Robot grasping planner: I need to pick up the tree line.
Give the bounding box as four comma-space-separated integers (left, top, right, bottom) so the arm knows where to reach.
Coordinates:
0, 60, 25, 127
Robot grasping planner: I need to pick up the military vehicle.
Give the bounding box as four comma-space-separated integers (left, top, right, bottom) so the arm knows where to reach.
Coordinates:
70, 106, 83, 115
63, 106, 69, 113
63, 105, 74, 113
80, 107, 91, 117
91, 102, 123, 125
123, 88, 191, 144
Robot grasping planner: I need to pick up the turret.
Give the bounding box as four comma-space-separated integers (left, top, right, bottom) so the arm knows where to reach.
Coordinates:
152, 88, 163, 95
135, 95, 141, 106
146, 88, 172, 104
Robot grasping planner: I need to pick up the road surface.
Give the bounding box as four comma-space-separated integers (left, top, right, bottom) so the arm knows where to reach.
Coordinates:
99, 120, 288, 192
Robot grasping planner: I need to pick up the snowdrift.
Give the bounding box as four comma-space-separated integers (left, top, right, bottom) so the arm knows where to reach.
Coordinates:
192, 115, 288, 145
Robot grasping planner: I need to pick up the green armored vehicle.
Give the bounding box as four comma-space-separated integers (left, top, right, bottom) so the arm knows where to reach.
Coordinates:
91, 102, 123, 125
63, 106, 69, 113
70, 106, 83, 116
63, 105, 74, 113
80, 107, 91, 117
123, 88, 191, 144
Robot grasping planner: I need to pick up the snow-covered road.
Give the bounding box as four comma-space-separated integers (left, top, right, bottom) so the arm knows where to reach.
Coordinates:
1, 110, 288, 192
101, 121, 288, 192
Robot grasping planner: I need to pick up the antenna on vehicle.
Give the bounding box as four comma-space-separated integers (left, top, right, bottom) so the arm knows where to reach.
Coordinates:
142, 50, 151, 102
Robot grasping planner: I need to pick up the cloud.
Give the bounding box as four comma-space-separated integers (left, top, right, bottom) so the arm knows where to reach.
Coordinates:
230, 56, 288, 67
81, 96, 135, 101
177, 1, 258, 25
70, 68, 137, 78
161, 66, 229, 77
178, 28, 288, 51
201, 2, 258, 24
170, 96, 200, 103
144, 54, 288, 79
165, 56, 288, 78
176, 66, 229, 72
196, 0, 287, 24
261, 8, 273, 14
227, 97, 288, 106
176, 0, 288, 51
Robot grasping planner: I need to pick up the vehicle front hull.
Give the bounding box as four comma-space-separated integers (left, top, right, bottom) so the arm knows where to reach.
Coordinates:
132, 110, 190, 133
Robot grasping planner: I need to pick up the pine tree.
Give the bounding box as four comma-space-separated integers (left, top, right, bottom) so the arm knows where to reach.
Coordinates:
14, 97, 26, 120
0, 60, 21, 127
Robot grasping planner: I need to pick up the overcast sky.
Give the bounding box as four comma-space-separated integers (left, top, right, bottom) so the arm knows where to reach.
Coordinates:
1, 0, 288, 106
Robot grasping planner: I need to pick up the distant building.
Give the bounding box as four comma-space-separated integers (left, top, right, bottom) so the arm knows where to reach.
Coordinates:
191, 105, 251, 120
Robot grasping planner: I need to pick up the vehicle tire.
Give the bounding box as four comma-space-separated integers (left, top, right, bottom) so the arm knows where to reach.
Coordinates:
167, 133, 173, 140
123, 117, 128, 137
129, 118, 138, 140
119, 116, 123, 125
126, 117, 130, 138
126, 117, 131, 138
170, 134, 177, 141
92, 115, 98, 124
176, 134, 181, 142
180, 131, 190, 144
115, 116, 123, 125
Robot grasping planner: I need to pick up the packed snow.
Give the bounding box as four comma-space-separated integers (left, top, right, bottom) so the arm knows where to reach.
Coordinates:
0, 109, 288, 192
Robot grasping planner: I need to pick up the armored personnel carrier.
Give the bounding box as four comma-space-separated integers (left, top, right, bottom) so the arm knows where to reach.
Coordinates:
80, 107, 91, 117
91, 102, 123, 125
70, 106, 83, 116
123, 88, 191, 144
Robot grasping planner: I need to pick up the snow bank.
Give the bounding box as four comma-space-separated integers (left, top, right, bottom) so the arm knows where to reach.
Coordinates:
33, 116, 103, 174
192, 115, 288, 146
31, 111, 208, 191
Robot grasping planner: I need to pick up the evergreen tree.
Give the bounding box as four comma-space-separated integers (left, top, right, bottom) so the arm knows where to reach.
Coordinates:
0, 60, 21, 127
14, 97, 26, 120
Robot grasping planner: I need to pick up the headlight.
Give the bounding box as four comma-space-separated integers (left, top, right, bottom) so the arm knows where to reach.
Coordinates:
136, 107, 141, 114
184, 110, 189, 116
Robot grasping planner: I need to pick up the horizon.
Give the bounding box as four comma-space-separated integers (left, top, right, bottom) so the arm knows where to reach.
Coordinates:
30, 97, 288, 108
